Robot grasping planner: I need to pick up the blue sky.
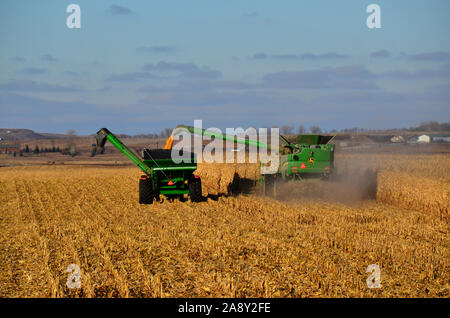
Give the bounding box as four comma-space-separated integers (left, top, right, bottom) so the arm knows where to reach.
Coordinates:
1, 0, 449, 134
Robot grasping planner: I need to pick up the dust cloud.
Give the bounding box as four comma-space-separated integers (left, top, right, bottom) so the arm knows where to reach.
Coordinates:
263, 166, 379, 207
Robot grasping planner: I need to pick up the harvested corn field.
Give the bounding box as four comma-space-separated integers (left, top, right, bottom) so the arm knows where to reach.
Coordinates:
0, 152, 449, 298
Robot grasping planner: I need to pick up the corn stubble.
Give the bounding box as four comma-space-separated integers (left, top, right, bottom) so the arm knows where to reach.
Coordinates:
0, 153, 449, 298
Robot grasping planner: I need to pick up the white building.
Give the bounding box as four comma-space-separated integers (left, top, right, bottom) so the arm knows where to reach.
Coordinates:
390, 136, 405, 143
417, 135, 431, 143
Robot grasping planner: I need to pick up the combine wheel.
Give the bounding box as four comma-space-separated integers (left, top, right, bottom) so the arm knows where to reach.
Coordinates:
139, 176, 155, 204
189, 177, 202, 202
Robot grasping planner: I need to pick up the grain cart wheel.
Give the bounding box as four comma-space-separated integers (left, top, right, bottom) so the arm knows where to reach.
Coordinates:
189, 177, 202, 202
229, 172, 241, 196
139, 175, 154, 204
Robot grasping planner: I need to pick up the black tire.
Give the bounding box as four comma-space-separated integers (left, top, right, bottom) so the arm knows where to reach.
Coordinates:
139, 177, 154, 204
189, 178, 202, 202
229, 172, 241, 196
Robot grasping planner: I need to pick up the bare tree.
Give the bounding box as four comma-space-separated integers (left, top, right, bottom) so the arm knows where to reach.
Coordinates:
418, 121, 440, 131
66, 129, 77, 157
439, 122, 450, 131
297, 125, 306, 134
309, 125, 322, 134
280, 125, 294, 135
160, 128, 172, 138
67, 129, 77, 136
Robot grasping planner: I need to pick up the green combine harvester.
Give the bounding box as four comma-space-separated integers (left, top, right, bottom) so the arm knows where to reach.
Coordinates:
95, 126, 335, 203
264, 133, 335, 195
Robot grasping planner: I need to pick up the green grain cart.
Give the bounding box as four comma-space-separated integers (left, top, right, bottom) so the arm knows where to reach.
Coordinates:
95, 128, 202, 204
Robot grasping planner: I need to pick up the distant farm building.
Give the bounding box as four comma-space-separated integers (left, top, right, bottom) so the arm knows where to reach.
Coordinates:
390, 136, 405, 143
417, 135, 431, 143
432, 135, 450, 143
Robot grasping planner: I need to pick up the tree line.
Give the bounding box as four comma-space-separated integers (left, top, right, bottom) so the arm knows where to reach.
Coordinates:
24, 145, 61, 154
94, 121, 450, 139
278, 121, 450, 135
